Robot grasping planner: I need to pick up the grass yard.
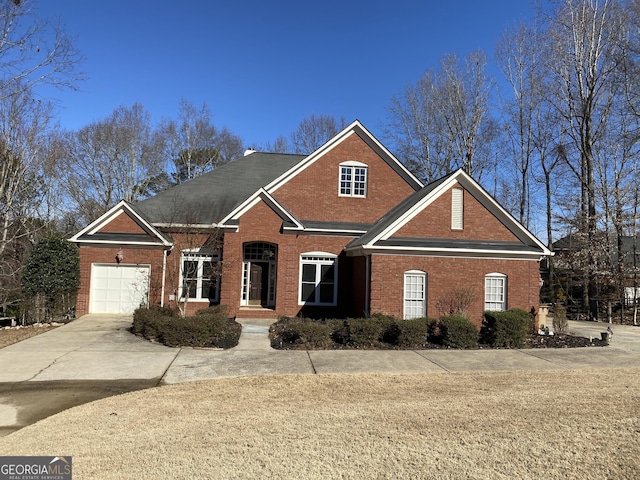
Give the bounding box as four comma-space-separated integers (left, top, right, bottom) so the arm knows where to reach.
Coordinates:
1, 369, 638, 479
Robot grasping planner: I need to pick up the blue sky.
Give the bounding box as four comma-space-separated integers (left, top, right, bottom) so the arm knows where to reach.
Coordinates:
36, 0, 535, 148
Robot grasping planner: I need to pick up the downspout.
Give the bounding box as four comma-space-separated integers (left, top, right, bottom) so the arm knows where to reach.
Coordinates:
365, 254, 371, 317
160, 246, 171, 307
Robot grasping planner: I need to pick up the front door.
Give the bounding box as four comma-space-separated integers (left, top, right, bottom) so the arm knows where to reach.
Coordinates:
249, 263, 265, 305
242, 242, 277, 308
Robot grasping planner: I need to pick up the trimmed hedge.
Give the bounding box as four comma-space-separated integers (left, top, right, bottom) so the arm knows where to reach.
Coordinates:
481, 308, 535, 348
132, 304, 241, 349
271, 314, 435, 349
439, 314, 478, 349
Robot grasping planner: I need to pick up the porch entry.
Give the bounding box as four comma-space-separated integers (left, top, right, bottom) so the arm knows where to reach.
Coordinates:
241, 242, 277, 307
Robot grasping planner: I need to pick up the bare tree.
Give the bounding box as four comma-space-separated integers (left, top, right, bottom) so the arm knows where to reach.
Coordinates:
59, 104, 166, 227
497, 22, 545, 226
385, 70, 456, 182
161, 99, 244, 184
290, 114, 347, 154
546, 0, 628, 318
0, 0, 83, 101
385, 51, 498, 182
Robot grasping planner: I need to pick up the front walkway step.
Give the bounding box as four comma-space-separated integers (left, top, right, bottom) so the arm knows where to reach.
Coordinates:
235, 323, 272, 351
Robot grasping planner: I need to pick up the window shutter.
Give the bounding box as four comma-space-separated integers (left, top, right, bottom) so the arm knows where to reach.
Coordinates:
451, 188, 463, 230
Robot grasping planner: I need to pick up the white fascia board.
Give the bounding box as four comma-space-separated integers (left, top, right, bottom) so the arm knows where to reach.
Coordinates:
219, 188, 303, 230
351, 121, 423, 190
71, 239, 168, 247
364, 174, 458, 248
346, 244, 545, 260
69, 201, 173, 247
266, 129, 355, 194
70, 200, 127, 241
454, 172, 552, 256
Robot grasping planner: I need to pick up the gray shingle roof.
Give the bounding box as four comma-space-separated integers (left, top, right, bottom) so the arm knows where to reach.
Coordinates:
134, 152, 306, 225
346, 171, 454, 249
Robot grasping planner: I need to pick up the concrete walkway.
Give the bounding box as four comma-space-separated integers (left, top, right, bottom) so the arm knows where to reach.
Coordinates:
2, 315, 640, 385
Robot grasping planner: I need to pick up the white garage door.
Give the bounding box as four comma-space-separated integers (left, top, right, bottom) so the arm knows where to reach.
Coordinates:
90, 264, 151, 314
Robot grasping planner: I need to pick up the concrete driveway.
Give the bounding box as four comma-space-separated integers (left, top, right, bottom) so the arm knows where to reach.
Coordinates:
3, 315, 640, 384
2, 314, 640, 436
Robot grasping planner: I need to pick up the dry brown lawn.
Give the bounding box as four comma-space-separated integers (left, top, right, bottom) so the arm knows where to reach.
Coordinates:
0, 324, 58, 349
1, 369, 639, 479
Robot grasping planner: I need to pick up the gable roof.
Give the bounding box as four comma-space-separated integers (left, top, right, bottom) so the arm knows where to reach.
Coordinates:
266, 120, 423, 194
345, 169, 552, 259
135, 152, 306, 227
70, 200, 173, 247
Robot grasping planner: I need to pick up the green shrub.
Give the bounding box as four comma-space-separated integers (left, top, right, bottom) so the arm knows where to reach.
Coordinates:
439, 314, 478, 349
346, 318, 387, 346
132, 305, 240, 348
481, 309, 534, 348
397, 317, 436, 347
273, 317, 332, 348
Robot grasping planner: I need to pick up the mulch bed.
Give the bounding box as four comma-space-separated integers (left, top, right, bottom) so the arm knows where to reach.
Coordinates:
271, 332, 609, 350
524, 333, 608, 348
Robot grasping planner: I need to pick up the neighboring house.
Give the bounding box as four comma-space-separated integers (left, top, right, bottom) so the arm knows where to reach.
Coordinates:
552, 233, 640, 309
70, 121, 551, 325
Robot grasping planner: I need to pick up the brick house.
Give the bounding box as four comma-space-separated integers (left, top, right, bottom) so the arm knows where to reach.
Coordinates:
70, 120, 551, 325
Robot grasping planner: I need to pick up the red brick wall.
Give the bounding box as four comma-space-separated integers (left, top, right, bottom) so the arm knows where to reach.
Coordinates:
161, 232, 219, 316
272, 133, 416, 224
369, 254, 541, 328
98, 211, 147, 234
394, 184, 518, 242
76, 245, 166, 317
220, 199, 356, 318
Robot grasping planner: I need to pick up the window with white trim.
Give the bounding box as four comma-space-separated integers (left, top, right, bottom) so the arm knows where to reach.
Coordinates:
484, 273, 507, 311
404, 270, 426, 319
451, 188, 463, 230
299, 253, 337, 306
179, 250, 221, 302
339, 161, 367, 197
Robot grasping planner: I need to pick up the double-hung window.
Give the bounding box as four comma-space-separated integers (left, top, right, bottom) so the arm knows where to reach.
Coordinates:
484, 273, 507, 311
404, 270, 427, 319
339, 161, 367, 197
299, 253, 337, 306
180, 250, 220, 302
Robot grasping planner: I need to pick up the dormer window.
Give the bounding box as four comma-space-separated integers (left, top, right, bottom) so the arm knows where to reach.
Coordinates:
339, 161, 368, 197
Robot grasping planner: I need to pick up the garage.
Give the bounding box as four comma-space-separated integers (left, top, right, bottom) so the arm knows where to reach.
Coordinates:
90, 264, 151, 314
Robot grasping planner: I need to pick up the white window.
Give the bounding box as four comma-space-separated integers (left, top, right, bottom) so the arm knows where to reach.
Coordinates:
339, 161, 367, 197
485, 273, 507, 311
299, 253, 337, 306
404, 270, 426, 319
179, 250, 221, 302
451, 188, 463, 230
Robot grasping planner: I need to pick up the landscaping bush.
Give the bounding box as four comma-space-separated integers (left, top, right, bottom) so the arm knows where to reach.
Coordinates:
274, 317, 333, 348
439, 314, 478, 349
481, 308, 535, 348
397, 317, 436, 347
132, 305, 240, 348
346, 317, 389, 346
273, 314, 441, 349
329, 314, 396, 347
